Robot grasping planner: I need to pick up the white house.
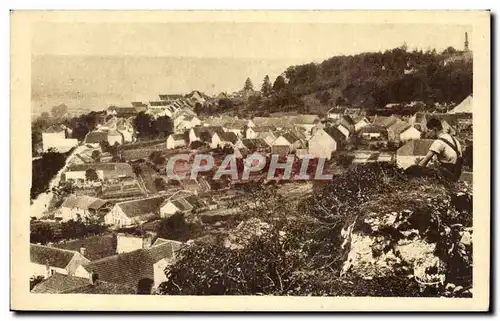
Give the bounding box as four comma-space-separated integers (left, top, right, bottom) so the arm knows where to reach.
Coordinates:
30, 244, 90, 279
104, 196, 165, 229
387, 120, 421, 142
223, 119, 254, 137
272, 132, 304, 151
160, 198, 193, 218
188, 126, 224, 146
396, 139, 435, 169
175, 115, 202, 132
307, 127, 345, 160
399, 126, 422, 142
57, 195, 107, 222
116, 233, 154, 254
354, 117, 371, 132
166, 134, 187, 149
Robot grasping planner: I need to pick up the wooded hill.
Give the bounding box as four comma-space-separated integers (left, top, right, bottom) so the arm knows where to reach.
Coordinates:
216, 46, 473, 117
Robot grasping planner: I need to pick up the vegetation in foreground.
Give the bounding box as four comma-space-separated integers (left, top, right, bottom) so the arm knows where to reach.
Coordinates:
157, 163, 472, 297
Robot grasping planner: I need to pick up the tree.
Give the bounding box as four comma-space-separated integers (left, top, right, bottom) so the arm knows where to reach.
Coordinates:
50, 103, 68, 119
155, 213, 201, 242
261, 75, 272, 97
30, 222, 55, 244
31, 150, 68, 199
272, 75, 286, 93
194, 102, 203, 115
134, 112, 156, 139
155, 116, 174, 137
99, 140, 111, 153
243, 77, 254, 91
85, 168, 99, 181
154, 177, 167, 191
91, 150, 101, 162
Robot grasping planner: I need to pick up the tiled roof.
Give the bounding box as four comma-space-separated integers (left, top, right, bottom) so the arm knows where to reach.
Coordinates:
219, 132, 238, 144
251, 126, 276, 133
159, 94, 184, 100
85, 131, 109, 144
324, 126, 347, 142
280, 132, 301, 144
397, 139, 435, 156
359, 124, 387, 134
223, 119, 249, 130
116, 196, 166, 218
30, 244, 79, 269
149, 100, 170, 106
169, 134, 185, 142
61, 195, 107, 210
192, 126, 225, 138
31, 273, 91, 294
170, 198, 193, 212
54, 234, 117, 261
65, 280, 136, 294
241, 138, 269, 150
387, 120, 412, 136
81, 241, 181, 289
372, 115, 399, 128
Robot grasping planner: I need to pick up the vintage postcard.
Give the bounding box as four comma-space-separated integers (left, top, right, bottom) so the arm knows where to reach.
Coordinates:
11, 11, 490, 311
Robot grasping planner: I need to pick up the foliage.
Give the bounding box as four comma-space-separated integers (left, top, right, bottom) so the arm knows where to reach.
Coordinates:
272, 75, 286, 93
30, 217, 108, 244
155, 213, 202, 242
31, 149, 69, 199
85, 168, 99, 181
91, 150, 101, 162
243, 77, 254, 91
155, 116, 174, 138
50, 104, 68, 119
154, 177, 166, 191
261, 75, 272, 97
158, 163, 472, 296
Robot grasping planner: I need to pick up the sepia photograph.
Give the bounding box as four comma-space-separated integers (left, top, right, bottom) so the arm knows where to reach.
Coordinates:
10, 10, 490, 311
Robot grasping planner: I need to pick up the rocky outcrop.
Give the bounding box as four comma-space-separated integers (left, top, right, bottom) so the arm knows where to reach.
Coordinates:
340, 180, 472, 296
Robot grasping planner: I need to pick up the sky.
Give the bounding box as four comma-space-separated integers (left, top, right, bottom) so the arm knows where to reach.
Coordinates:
31, 22, 473, 114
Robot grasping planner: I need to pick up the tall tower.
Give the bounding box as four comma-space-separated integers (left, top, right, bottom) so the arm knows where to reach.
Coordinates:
464, 32, 469, 51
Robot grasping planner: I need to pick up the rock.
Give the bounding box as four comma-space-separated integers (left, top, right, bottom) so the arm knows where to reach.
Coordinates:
453, 286, 464, 294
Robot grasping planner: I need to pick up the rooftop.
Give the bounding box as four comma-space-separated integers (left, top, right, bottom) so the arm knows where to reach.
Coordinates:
81, 241, 182, 289
115, 196, 166, 218
30, 244, 82, 269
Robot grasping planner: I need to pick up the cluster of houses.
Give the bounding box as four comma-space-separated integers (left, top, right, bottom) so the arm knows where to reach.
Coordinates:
32, 88, 473, 294
30, 235, 183, 294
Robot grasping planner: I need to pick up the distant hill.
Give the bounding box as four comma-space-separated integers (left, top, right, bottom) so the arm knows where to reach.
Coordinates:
210, 46, 473, 117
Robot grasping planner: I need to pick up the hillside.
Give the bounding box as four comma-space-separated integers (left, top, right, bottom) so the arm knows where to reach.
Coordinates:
208, 46, 473, 117
157, 163, 473, 296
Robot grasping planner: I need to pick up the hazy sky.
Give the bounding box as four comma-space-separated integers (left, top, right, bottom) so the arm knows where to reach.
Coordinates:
31, 22, 473, 114
32, 22, 473, 59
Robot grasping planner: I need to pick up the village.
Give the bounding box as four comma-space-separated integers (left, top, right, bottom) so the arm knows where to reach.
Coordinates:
29, 85, 473, 294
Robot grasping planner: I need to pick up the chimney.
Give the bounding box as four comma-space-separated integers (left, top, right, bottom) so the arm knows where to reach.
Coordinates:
142, 233, 153, 249
89, 271, 98, 285
80, 247, 87, 257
